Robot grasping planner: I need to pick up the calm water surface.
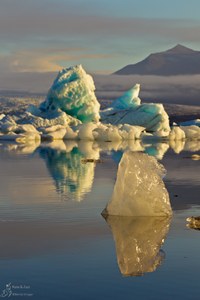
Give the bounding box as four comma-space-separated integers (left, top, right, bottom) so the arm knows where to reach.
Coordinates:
0, 140, 199, 299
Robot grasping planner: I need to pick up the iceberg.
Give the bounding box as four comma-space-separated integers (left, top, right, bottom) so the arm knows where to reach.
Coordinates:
40, 65, 100, 123
102, 151, 172, 216
104, 216, 171, 276
2, 65, 200, 142
100, 84, 170, 137
112, 83, 141, 110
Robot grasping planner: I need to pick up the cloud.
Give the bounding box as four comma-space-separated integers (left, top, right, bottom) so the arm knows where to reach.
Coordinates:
0, 0, 200, 43
1, 0, 200, 73
0, 48, 113, 73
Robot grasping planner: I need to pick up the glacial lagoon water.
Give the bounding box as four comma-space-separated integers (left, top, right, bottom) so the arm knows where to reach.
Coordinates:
0, 140, 200, 299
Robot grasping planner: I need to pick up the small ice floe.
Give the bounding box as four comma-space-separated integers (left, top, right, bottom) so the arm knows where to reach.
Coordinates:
186, 216, 200, 230
191, 154, 200, 160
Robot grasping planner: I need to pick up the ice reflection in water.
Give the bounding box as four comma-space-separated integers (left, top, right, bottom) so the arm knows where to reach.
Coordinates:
103, 216, 171, 276
1, 138, 200, 158
37, 141, 100, 202
1, 138, 200, 206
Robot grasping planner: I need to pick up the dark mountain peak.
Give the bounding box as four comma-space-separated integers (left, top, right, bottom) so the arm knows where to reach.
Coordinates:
114, 44, 200, 75
164, 44, 197, 54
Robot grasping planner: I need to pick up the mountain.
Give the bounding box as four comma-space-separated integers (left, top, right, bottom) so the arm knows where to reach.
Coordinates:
114, 44, 200, 75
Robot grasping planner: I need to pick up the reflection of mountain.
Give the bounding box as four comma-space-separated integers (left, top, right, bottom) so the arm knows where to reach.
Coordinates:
38, 143, 99, 202
104, 216, 171, 276
103, 151, 172, 216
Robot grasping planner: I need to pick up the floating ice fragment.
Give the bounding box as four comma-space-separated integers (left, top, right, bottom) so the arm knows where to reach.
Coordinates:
103, 151, 172, 216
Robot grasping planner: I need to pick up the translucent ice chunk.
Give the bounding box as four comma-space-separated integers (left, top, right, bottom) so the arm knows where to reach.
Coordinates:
102, 151, 172, 216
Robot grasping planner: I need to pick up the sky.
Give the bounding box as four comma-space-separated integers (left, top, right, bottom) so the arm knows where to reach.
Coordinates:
1, 0, 200, 74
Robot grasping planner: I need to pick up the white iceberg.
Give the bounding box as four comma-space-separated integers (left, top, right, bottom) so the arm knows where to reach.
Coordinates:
102, 151, 172, 216
104, 216, 171, 276
24, 107, 80, 127
40, 65, 100, 123
0, 118, 41, 143
75, 122, 145, 142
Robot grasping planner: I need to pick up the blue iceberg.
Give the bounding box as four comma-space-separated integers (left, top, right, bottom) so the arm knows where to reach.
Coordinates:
40, 65, 100, 123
